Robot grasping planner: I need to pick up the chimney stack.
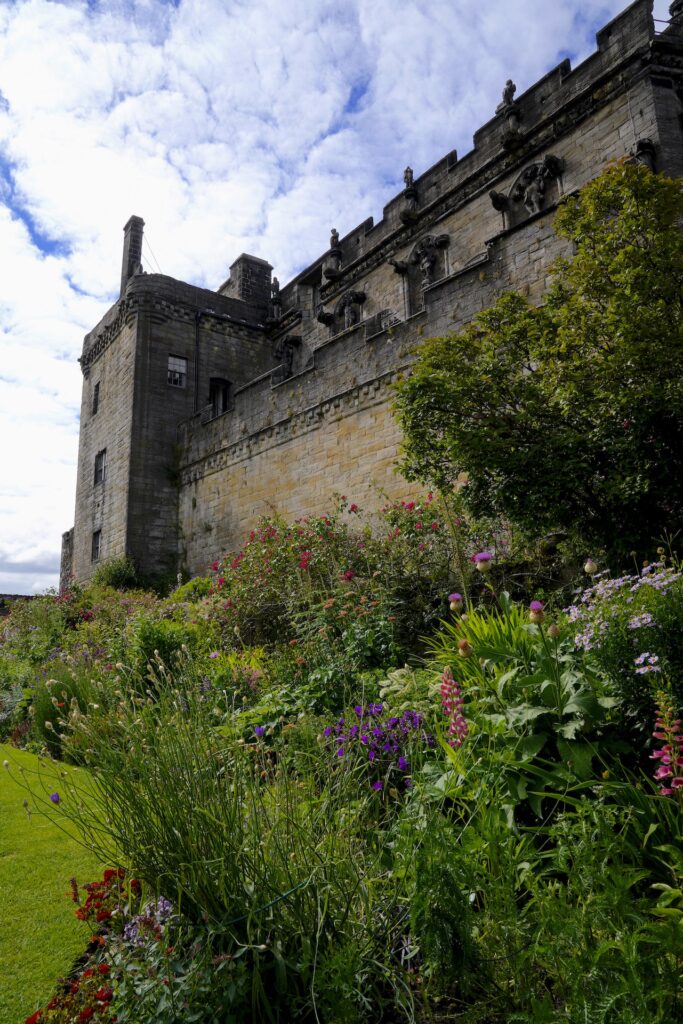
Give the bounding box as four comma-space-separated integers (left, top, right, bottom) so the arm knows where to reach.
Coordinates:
120, 215, 145, 296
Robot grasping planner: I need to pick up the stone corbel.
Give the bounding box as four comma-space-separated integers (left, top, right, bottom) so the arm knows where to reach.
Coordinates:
316, 305, 335, 326
633, 139, 656, 172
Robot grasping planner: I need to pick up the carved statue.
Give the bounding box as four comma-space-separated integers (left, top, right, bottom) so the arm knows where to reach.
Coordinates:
344, 303, 358, 329
418, 249, 436, 287
330, 228, 340, 249
403, 166, 414, 189
269, 276, 282, 320
410, 235, 449, 288
274, 335, 298, 381
502, 79, 516, 107
522, 174, 544, 215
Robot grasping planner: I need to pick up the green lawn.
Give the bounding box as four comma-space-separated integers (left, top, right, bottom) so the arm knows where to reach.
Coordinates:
0, 745, 103, 1024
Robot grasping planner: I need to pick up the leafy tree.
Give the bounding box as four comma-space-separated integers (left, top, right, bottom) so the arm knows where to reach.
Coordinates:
393, 163, 683, 560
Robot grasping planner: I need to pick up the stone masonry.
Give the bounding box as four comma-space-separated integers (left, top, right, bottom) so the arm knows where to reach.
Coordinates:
62, 1, 683, 586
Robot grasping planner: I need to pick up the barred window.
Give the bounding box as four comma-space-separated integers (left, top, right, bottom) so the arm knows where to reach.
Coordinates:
168, 355, 187, 388
94, 449, 107, 485
92, 382, 100, 415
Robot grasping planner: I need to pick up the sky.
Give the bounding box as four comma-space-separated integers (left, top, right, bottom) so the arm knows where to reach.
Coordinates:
0, 0, 673, 595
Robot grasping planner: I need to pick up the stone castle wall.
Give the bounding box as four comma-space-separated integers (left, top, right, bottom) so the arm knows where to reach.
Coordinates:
62, 1, 683, 586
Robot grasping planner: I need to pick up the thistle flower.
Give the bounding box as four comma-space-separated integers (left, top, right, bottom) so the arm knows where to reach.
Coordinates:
473, 552, 493, 573
529, 600, 545, 624
457, 638, 473, 658
448, 592, 463, 612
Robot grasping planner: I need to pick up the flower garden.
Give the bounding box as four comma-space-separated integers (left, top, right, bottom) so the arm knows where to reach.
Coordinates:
1, 491, 683, 1024
2, 164, 682, 1023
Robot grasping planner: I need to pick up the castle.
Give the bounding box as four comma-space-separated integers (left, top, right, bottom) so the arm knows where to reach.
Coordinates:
60, 0, 683, 587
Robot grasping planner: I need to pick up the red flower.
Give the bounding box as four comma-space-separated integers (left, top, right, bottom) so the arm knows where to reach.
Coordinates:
78, 1009, 94, 1022
349, 503, 359, 513
97, 963, 111, 975
25, 1012, 42, 1024
95, 987, 113, 1002
211, 560, 219, 571
95, 910, 111, 922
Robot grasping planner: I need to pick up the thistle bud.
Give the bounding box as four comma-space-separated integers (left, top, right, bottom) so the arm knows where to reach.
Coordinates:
584, 559, 598, 575
547, 623, 561, 639
458, 639, 473, 658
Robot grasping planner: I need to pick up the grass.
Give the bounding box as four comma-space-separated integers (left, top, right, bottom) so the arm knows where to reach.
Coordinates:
0, 744, 103, 1024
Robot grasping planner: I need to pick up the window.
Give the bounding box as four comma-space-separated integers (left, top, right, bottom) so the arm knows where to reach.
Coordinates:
94, 449, 107, 485
91, 530, 101, 562
92, 382, 100, 415
168, 355, 187, 388
209, 377, 231, 417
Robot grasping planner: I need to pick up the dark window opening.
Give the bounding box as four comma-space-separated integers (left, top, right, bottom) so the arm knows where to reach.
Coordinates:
168, 355, 187, 388
94, 449, 107, 485
92, 382, 100, 415
91, 530, 101, 562
209, 377, 231, 417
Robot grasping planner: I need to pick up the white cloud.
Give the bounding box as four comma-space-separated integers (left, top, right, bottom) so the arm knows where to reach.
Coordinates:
0, 0, 673, 592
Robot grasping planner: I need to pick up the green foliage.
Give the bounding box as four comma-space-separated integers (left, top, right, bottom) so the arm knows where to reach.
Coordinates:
92, 555, 139, 590
394, 163, 683, 560
50, 656, 421, 1022
566, 559, 683, 743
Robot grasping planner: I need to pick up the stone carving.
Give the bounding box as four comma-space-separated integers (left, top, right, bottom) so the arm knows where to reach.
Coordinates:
497, 79, 522, 150
267, 276, 282, 324
633, 138, 656, 171
503, 155, 564, 217
489, 190, 509, 212
388, 257, 408, 274
500, 79, 516, 109
400, 164, 419, 225
335, 290, 366, 329
273, 335, 299, 383
316, 304, 335, 326
411, 234, 450, 287
324, 227, 343, 281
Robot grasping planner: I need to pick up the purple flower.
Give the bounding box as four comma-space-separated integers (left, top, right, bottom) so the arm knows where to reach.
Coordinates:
371, 780, 383, 791
254, 726, 265, 738
209, 651, 219, 659
50, 792, 60, 804
398, 756, 409, 772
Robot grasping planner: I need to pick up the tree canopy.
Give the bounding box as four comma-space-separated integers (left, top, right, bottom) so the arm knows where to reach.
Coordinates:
393, 163, 683, 559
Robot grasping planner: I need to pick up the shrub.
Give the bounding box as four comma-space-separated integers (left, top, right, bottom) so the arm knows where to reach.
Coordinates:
566, 559, 683, 744
92, 556, 139, 591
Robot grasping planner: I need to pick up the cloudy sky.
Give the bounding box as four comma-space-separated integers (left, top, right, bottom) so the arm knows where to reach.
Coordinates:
0, 0, 672, 594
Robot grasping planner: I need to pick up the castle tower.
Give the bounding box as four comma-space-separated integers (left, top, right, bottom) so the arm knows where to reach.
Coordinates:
62, 221, 274, 586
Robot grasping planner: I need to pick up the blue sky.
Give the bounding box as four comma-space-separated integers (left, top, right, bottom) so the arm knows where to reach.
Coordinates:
0, 0, 672, 593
